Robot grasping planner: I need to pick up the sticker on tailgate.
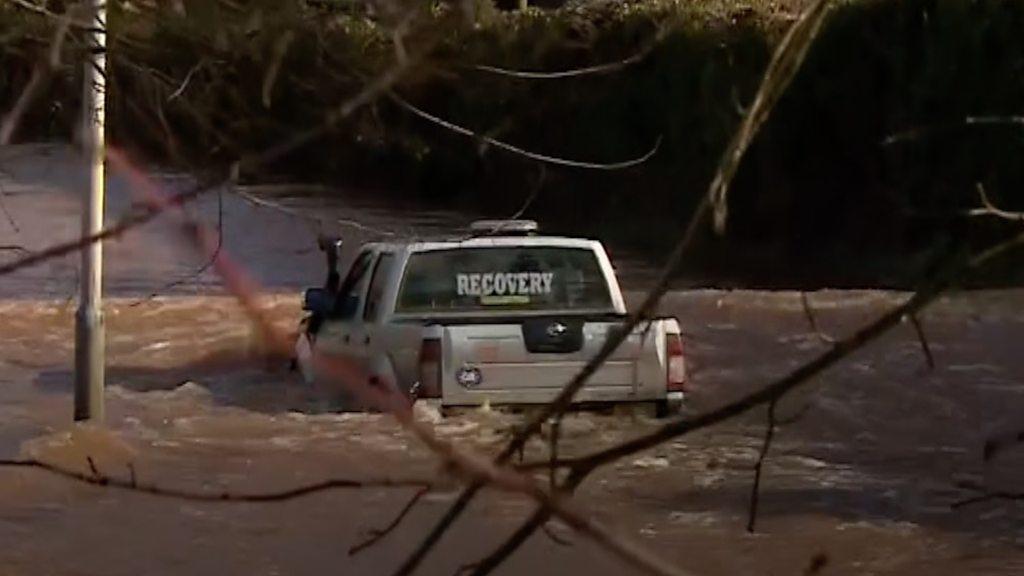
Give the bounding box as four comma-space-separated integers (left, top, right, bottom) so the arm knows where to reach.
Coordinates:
455, 366, 483, 389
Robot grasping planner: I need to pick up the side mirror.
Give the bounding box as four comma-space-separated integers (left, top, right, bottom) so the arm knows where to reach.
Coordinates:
303, 288, 334, 315
317, 236, 344, 291
318, 236, 343, 260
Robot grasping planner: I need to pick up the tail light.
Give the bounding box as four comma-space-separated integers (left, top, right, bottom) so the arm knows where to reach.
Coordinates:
666, 333, 687, 392
417, 338, 442, 398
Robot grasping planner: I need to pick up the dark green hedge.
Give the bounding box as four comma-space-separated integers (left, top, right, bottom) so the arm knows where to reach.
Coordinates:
2, 0, 1022, 287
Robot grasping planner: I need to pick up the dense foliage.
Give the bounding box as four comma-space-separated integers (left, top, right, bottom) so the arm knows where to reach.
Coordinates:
2, 0, 1022, 286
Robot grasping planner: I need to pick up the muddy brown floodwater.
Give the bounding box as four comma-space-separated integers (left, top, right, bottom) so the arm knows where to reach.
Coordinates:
1, 144, 1023, 575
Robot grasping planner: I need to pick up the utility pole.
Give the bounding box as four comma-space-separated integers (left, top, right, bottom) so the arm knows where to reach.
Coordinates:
75, 0, 106, 422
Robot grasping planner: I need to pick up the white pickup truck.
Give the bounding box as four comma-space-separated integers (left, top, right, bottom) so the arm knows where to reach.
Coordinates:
294, 221, 687, 415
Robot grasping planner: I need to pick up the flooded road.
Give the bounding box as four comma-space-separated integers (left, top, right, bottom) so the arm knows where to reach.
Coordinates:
1, 145, 1023, 575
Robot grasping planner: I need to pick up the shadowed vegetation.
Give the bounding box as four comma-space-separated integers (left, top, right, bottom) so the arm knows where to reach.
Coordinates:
1, 0, 1022, 287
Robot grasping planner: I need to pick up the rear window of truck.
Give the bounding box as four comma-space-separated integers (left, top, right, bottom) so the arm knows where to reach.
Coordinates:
396, 247, 613, 313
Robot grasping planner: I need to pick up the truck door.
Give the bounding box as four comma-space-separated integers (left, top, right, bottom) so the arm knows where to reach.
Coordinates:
362, 250, 413, 389
317, 249, 375, 370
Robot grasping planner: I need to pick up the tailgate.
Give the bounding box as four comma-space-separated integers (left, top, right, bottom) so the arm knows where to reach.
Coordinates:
439, 317, 664, 406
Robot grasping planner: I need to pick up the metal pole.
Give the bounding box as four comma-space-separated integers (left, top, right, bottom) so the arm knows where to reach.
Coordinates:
75, 0, 106, 422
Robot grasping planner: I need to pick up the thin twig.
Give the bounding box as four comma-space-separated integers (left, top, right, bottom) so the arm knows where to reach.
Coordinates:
393, 485, 483, 576
0, 177, 21, 233
86, 456, 100, 479
908, 314, 935, 370
0, 458, 430, 501
348, 486, 432, 556
388, 92, 662, 171
968, 183, 1024, 223
883, 115, 1024, 147
447, 164, 546, 242
231, 186, 397, 237
747, 399, 777, 532
952, 491, 1024, 508
470, 43, 652, 80
463, 468, 596, 576
129, 186, 224, 306
167, 60, 204, 102
800, 292, 835, 344
952, 480, 1024, 508
509, 164, 545, 221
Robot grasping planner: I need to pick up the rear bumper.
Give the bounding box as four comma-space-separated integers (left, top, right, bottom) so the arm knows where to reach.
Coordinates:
441, 386, 679, 408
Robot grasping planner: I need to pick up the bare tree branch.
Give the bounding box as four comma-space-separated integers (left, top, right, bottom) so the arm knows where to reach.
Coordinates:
952, 491, 1024, 508
952, 480, 1024, 509
0, 6, 73, 145
908, 314, 935, 370
747, 399, 778, 532
0, 458, 431, 501
392, 484, 484, 576
0, 180, 20, 232
129, 186, 225, 306
349, 486, 432, 556
507, 164, 545, 221
388, 92, 662, 171
447, 164, 546, 242
86, 455, 101, 479
800, 291, 835, 344
0, 161, 23, 232
231, 186, 398, 237
883, 115, 1024, 146
968, 183, 1024, 223
709, 0, 832, 233
462, 468, 594, 576
167, 59, 204, 102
